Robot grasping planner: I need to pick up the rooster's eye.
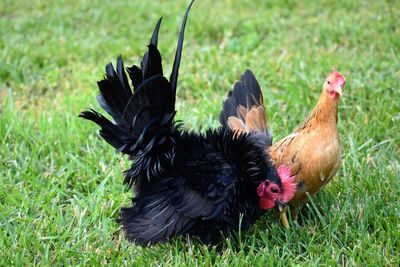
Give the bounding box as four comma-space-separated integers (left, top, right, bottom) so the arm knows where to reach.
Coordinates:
271, 188, 279, 193
327, 81, 331, 85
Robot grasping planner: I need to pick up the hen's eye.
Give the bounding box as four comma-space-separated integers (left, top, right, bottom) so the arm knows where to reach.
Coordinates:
327, 81, 331, 85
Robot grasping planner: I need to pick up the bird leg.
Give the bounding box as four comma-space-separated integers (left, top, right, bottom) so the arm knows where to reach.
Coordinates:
280, 205, 289, 228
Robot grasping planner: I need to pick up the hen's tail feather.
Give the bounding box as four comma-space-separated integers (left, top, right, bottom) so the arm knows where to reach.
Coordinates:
219, 69, 272, 144
80, 1, 194, 186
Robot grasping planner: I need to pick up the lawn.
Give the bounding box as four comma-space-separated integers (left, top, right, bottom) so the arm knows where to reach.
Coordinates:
1, 0, 399, 265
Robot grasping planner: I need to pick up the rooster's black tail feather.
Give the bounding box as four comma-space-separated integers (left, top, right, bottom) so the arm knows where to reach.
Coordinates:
79, 0, 195, 185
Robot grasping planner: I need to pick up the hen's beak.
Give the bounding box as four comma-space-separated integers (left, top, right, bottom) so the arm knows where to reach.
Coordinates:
335, 84, 344, 96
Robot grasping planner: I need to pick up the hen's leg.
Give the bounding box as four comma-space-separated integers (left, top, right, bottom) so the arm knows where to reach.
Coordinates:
280, 206, 290, 228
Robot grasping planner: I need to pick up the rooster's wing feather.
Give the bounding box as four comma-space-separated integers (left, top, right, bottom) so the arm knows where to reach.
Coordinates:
220, 69, 271, 145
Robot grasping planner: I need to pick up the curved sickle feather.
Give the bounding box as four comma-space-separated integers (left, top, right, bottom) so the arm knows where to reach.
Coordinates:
150, 17, 163, 47
169, 0, 195, 102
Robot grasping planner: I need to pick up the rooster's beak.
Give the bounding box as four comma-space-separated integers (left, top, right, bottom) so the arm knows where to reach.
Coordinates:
275, 200, 286, 212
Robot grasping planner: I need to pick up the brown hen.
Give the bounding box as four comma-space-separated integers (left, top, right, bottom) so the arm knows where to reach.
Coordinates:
220, 69, 346, 227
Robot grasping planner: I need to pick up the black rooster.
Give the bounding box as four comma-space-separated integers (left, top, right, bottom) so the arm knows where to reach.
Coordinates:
80, 0, 296, 245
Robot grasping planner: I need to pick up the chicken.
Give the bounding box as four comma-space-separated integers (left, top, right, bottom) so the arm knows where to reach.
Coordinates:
79, 1, 296, 245
220, 69, 346, 227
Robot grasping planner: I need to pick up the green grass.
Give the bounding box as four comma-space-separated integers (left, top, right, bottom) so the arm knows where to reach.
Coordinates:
1, 0, 399, 265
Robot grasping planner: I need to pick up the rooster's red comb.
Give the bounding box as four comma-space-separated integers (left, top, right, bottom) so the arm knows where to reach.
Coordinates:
277, 165, 297, 202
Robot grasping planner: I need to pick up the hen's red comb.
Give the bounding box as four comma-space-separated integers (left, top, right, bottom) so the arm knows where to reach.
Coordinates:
330, 68, 346, 85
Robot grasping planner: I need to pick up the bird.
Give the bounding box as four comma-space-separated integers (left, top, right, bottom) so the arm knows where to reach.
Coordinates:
79, 0, 296, 245
219, 68, 345, 228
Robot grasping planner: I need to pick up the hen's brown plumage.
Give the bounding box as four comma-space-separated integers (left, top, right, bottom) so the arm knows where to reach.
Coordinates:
220, 69, 346, 227
270, 85, 341, 205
